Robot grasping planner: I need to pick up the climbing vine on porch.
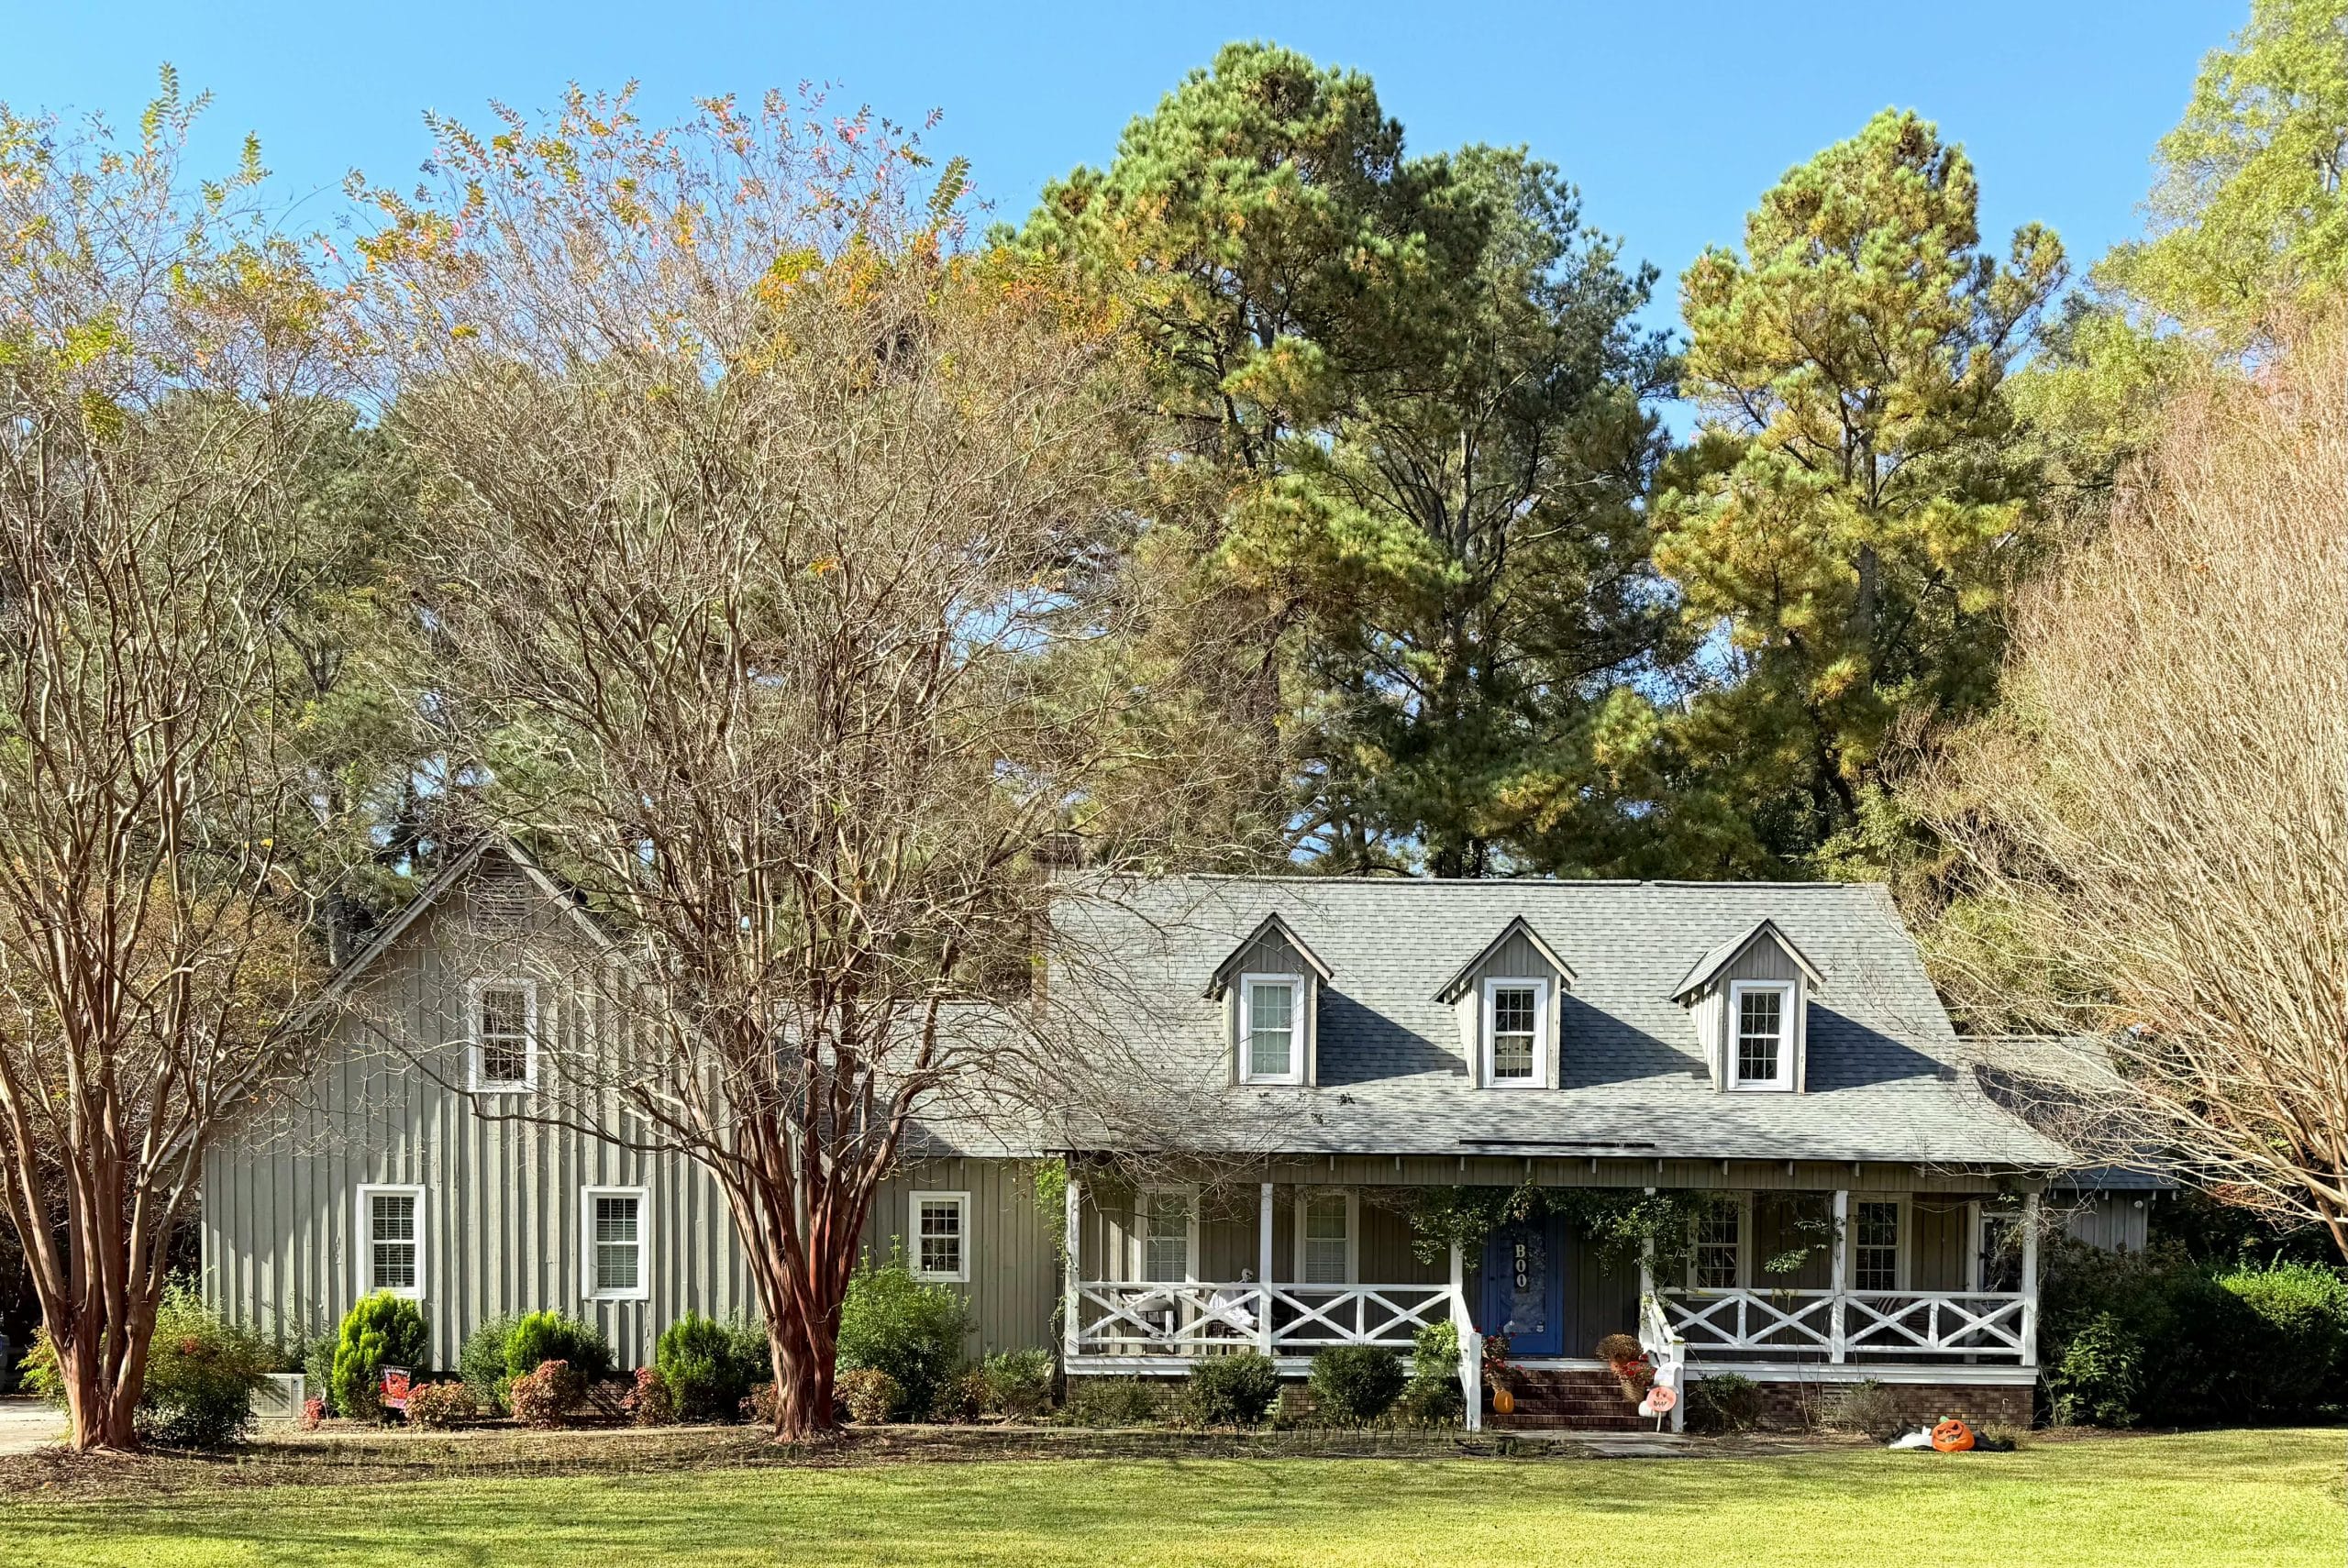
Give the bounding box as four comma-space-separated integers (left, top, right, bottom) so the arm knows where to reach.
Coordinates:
1404, 1184, 1736, 1280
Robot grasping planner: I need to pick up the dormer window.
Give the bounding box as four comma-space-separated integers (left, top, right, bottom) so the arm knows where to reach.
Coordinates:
1728, 980, 1795, 1090
1482, 977, 1549, 1089
1239, 974, 1303, 1085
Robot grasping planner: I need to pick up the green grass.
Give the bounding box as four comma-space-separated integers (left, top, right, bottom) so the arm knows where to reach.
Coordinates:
6, 1430, 2339, 1567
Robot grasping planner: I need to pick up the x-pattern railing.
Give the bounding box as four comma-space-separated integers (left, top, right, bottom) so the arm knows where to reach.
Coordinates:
1074, 1282, 1450, 1354
1661, 1287, 2029, 1361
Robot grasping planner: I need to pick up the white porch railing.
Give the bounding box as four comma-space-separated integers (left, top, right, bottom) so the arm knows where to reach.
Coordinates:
1638, 1293, 1688, 1433
1071, 1281, 1452, 1357
1660, 1288, 2030, 1362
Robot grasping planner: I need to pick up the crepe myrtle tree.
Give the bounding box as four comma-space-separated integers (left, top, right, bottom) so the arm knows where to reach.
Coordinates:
353, 88, 1246, 1438
0, 76, 379, 1449
1921, 310, 2348, 1256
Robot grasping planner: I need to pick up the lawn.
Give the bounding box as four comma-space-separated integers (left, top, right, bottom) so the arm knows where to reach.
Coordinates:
2, 1429, 2337, 1567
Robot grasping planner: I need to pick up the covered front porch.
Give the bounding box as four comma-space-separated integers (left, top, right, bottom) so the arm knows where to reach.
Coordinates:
1057, 1159, 2043, 1431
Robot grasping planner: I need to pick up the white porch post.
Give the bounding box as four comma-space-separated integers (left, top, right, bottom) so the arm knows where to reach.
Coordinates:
1830, 1188, 1849, 1364
1451, 1239, 1481, 1433
1257, 1180, 1277, 1355
1062, 1168, 1082, 1366
2020, 1189, 2043, 1369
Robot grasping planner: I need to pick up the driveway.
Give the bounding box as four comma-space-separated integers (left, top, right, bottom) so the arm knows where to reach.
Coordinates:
0, 1398, 62, 1454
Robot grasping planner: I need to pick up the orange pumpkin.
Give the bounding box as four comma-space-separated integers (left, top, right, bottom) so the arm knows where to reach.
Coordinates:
1492, 1386, 1516, 1416
1930, 1417, 1976, 1452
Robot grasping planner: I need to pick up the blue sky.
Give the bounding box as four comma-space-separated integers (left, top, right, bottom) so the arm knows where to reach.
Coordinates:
5, 0, 2228, 332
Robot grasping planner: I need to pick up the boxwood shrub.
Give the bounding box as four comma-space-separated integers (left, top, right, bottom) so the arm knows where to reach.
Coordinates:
1307, 1345, 1404, 1425
1186, 1351, 1279, 1428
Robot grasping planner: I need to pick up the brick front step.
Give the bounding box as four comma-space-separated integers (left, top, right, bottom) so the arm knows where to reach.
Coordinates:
1487, 1369, 1653, 1430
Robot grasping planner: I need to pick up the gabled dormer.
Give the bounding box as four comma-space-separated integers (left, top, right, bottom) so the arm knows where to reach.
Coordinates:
1671, 919, 1825, 1093
1206, 913, 1332, 1088
1434, 916, 1575, 1089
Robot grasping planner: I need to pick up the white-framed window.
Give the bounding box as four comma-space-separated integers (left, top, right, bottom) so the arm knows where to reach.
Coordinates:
1238, 973, 1304, 1085
1137, 1187, 1196, 1283
356, 1183, 426, 1300
1853, 1198, 1905, 1291
581, 1186, 648, 1300
1482, 977, 1549, 1088
467, 977, 539, 1092
911, 1190, 971, 1284
1727, 980, 1796, 1090
1294, 1190, 1357, 1285
1691, 1199, 1744, 1290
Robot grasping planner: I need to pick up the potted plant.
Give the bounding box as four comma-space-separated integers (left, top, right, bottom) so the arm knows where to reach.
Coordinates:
1594, 1333, 1653, 1403
1481, 1332, 1517, 1415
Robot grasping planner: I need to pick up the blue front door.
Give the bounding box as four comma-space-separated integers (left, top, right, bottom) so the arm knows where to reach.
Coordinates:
1480, 1219, 1565, 1355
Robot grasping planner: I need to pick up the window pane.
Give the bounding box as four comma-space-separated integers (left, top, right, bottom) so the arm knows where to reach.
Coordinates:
1696, 1206, 1741, 1289
1247, 982, 1293, 1077
1302, 1195, 1348, 1284
370, 1194, 417, 1291
1737, 989, 1783, 1082
1855, 1201, 1899, 1291
1144, 1194, 1190, 1281
1491, 986, 1535, 1079
919, 1198, 964, 1277
478, 985, 531, 1084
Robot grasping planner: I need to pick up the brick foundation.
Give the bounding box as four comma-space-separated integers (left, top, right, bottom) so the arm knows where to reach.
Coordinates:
1728, 1376, 2032, 1432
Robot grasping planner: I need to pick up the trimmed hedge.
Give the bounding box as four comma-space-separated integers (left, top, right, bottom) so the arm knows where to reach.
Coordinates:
1186, 1352, 1279, 1427
1307, 1345, 1404, 1425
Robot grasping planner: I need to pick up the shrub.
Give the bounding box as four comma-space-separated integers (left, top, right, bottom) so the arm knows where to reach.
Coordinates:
402, 1380, 478, 1430
1061, 1375, 1161, 1428
980, 1348, 1055, 1420
836, 1254, 969, 1421
838, 1366, 903, 1425
298, 1395, 325, 1430
1685, 1372, 1764, 1435
302, 1332, 337, 1411
460, 1313, 521, 1413
1828, 1378, 1905, 1441
1187, 1352, 1280, 1428
138, 1282, 272, 1448
507, 1359, 582, 1428
655, 1311, 768, 1423
329, 1293, 429, 1421
1412, 1320, 1461, 1385
1393, 1372, 1464, 1427
2051, 1314, 2144, 1427
934, 1367, 990, 1423
2221, 1261, 2348, 1418
1308, 1345, 1405, 1425
622, 1365, 676, 1427
504, 1311, 615, 1388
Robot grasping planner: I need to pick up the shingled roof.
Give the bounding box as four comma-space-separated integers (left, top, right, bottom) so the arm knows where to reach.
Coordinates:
1046, 875, 2070, 1168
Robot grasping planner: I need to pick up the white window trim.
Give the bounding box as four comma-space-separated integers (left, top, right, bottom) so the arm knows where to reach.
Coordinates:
355, 1183, 427, 1301
1850, 1195, 1910, 1292
581, 1185, 650, 1301
1481, 977, 1550, 1089
466, 977, 542, 1093
1726, 979, 1797, 1092
1292, 1189, 1359, 1285
1686, 1193, 1753, 1291
1237, 972, 1305, 1086
910, 1189, 972, 1284
1135, 1185, 1199, 1284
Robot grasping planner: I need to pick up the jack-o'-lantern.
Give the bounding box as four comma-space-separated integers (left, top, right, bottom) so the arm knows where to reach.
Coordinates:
1492, 1386, 1516, 1416
1930, 1417, 1976, 1452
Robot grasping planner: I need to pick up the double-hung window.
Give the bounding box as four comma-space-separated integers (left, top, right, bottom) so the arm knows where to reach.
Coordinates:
357, 1184, 426, 1299
1693, 1203, 1743, 1289
1728, 980, 1795, 1090
1139, 1189, 1194, 1283
1854, 1199, 1902, 1291
1239, 974, 1303, 1084
1297, 1192, 1356, 1285
582, 1187, 648, 1300
469, 977, 538, 1092
912, 1190, 971, 1284
1483, 978, 1548, 1088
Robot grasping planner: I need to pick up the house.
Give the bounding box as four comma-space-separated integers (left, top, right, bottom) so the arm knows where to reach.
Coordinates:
201, 846, 2138, 1430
